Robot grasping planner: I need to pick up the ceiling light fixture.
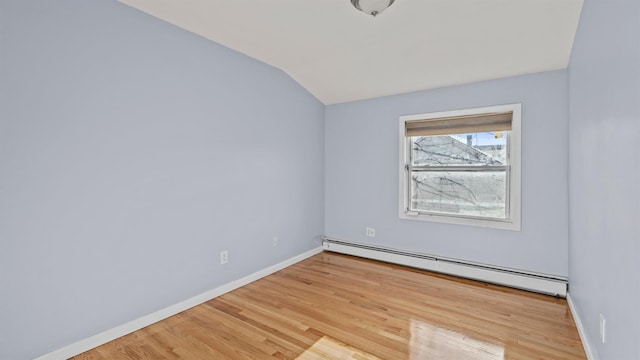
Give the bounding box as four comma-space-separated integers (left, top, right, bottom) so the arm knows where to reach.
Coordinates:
351, 0, 395, 17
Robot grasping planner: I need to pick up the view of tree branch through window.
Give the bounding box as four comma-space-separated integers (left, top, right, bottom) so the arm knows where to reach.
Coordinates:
399, 104, 521, 230
409, 132, 508, 219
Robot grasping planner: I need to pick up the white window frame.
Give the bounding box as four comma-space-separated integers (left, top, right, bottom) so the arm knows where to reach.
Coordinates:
398, 103, 521, 231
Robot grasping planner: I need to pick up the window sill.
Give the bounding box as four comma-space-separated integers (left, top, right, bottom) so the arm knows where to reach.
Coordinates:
399, 211, 521, 231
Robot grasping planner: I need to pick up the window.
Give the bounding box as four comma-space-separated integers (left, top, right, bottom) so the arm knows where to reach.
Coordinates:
399, 104, 521, 230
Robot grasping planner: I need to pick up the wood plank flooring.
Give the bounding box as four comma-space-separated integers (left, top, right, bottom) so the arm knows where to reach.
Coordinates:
73, 252, 586, 359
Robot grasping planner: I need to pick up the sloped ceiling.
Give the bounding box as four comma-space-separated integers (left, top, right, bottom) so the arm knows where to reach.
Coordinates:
118, 0, 583, 105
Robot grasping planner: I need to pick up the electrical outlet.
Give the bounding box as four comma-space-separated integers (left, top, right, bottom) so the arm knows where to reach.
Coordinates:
366, 227, 376, 237
220, 250, 228, 265
273, 236, 279, 247
599, 314, 606, 343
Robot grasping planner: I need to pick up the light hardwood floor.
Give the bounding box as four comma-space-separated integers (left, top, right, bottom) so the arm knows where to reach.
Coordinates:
73, 252, 586, 359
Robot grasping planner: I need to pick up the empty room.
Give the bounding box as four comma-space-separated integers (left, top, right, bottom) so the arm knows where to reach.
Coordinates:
1, 0, 638, 359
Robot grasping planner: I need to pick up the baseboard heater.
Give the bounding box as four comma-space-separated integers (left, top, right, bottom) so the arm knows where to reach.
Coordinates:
322, 238, 567, 297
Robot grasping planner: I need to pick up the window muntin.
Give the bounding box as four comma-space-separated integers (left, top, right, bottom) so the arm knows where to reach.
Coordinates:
399, 104, 521, 230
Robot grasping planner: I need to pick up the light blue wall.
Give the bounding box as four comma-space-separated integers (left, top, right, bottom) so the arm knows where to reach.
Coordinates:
0, 1, 324, 359
5, 0, 638, 359
325, 70, 569, 276
568, 0, 640, 359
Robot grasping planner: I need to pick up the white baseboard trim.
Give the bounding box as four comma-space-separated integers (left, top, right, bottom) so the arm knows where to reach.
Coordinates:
33, 246, 323, 360
567, 292, 597, 360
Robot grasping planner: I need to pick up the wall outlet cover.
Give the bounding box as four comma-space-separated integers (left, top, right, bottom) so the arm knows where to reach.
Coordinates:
366, 227, 376, 237
599, 313, 606, 343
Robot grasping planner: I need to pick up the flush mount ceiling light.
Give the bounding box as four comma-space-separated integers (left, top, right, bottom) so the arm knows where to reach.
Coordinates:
351, 0, 396, 17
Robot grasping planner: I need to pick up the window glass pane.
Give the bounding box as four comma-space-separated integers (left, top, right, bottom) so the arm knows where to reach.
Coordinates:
411, 132, 507, 167
410, 170, 507, 219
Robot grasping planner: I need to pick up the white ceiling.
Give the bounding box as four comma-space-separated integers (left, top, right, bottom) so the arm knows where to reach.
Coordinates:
118, 0, 583, 105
